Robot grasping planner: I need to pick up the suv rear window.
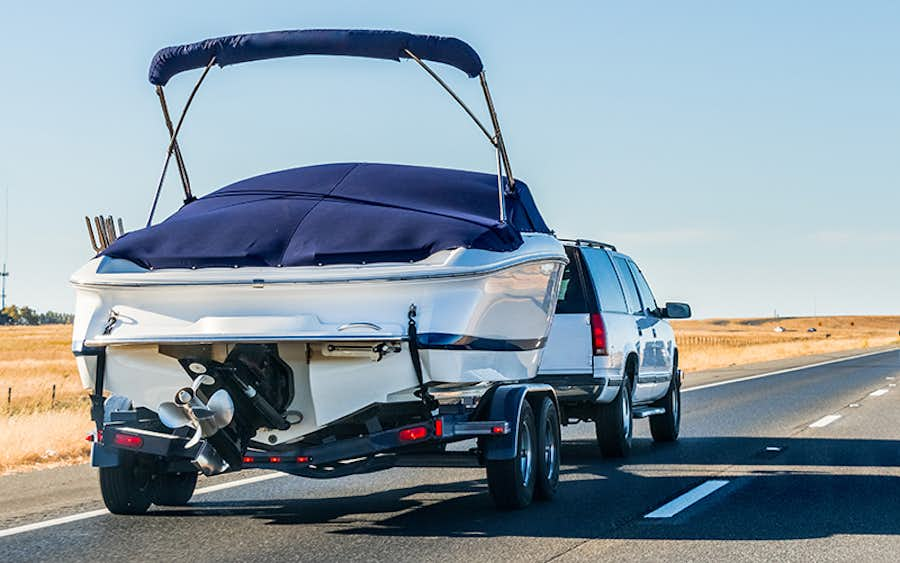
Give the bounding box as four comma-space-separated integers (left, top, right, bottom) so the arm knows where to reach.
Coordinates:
582, 248, 628, 313
555, 247, 588, 314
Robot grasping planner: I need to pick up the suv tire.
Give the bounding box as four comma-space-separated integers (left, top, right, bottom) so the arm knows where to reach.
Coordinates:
595, 381, 632, 457
650, 372, 680, 442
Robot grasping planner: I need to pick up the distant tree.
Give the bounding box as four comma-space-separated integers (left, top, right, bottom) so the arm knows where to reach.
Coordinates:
0, 305, 73, 325
38, 310, 74, 324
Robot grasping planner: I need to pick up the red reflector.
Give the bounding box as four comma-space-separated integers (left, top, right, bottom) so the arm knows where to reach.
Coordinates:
434, 419, 443, 437
85, 433, 94, 442
113, 433, 143, 449
242, 456, 254, 464
491, 425, 505, 434
268, 456, 282, 463
398, 426, 428, 442
590, 313, 608, 356
296, 456, 310, 463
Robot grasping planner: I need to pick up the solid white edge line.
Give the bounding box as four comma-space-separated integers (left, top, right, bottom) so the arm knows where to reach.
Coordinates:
808, 414, 842, 428
683, 348, 897, 393
644, 480, 730, 518
0, 472, 286, 539
869, 388, 889, 397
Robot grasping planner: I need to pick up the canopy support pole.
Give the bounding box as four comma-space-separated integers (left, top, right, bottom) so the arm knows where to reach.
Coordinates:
155, 87, 192, 204
479, 72, 515, 192
146, 57, 216, 227
403, 49, 513, 223
496, 146, 506, 223
403, 49, 495, 145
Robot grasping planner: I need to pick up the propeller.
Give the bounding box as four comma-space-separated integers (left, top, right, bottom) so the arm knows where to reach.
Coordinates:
157, 373, 234, 448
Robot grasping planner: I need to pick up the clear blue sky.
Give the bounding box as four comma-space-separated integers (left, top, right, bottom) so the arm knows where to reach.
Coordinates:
1, 1, 898, 318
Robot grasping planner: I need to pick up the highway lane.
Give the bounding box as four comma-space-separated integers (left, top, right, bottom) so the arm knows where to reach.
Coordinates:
1, 349, 898, 562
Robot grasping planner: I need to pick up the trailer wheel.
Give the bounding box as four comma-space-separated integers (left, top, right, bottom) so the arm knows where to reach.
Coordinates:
150, 471, 198, 506
595, 381, 632, 458
534, 397, 561, 501
486, 400, 537, 509
650, 377, 680, 443
98, 453, 152, 515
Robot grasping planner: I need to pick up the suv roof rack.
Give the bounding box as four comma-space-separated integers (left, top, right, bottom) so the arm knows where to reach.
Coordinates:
559, 238, 617, 252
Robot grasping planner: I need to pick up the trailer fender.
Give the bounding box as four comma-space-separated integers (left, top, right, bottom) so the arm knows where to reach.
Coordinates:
483, 383, 557, 461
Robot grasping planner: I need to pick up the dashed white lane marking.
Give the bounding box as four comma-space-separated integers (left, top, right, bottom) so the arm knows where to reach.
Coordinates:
683, 348, 896, 392
869, 388, 889, 397
0, 472, 286, 539
809, 414, 842, 428
645, 480, 730, 518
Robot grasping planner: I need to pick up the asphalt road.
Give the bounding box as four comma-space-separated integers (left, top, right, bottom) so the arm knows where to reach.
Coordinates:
2, 348, 899, 562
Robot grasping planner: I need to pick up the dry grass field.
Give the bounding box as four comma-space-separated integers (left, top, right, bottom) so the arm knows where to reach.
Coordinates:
0, 317, 898, 474
673, 315, 900, 372
0, 326, 93, 474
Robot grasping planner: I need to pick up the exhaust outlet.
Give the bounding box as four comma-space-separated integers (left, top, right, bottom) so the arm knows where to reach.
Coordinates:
192, 441, 230, 476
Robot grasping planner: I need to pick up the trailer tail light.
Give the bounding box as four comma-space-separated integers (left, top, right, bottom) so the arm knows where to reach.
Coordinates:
296, 456, 311, 463
590, 313, 608, 356
113, 433, 143, 449
242, 456, 254, 464
268, 456, 282, 463
434, 418, 443, 437
491, 425, 505, 435
398, 426, 428, 442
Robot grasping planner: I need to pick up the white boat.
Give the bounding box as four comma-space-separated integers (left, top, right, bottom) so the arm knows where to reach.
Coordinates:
72, 30, 566, 502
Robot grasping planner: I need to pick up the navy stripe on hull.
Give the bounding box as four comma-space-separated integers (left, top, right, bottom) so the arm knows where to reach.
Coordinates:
417, 333, 546, 352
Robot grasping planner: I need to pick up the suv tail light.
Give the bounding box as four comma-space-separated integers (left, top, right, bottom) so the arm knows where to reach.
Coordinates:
590, 313, 608, 356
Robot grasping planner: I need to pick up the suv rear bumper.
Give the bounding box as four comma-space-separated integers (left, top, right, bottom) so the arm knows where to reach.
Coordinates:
535, 370, 622, 404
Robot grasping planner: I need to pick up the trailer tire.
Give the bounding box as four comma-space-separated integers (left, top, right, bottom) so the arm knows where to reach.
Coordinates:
534, 397, 560, 501
650, 376, 680, 443
150, 471, 198, 506
595, 381, 632, 458
486, 401, 537, 510
99, 453, 152, 515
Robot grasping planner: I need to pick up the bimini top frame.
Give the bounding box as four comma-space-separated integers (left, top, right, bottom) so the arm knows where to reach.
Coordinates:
147, 29, 516, 226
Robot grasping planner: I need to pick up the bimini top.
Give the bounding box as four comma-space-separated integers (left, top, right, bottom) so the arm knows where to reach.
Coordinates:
101, 163, 551, 270
149, 29, 484, 86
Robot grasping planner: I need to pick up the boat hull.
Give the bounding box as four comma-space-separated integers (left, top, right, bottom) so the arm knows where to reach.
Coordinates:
72, 234, 566, 445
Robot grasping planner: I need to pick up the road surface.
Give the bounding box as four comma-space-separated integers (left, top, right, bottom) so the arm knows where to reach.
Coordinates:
1, 348, 898, 562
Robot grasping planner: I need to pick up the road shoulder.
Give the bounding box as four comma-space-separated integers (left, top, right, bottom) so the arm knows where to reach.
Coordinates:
683, 345, 897, 390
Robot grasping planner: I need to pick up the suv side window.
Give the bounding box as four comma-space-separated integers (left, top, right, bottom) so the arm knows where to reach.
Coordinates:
628, 260, 659, 315
581, 248, 627, 313
555, 247, 589, 314
612, 256, 643, 314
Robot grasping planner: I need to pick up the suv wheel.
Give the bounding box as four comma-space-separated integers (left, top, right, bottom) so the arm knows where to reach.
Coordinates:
650, 374, 681, 442
595, 381, 632, 457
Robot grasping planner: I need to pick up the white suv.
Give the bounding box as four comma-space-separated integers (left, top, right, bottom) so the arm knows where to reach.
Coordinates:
537, 239, 691, 456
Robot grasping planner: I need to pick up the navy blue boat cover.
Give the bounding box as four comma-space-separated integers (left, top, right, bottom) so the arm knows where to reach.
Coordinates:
102, 163, 551, 270
149, 29, 484, 85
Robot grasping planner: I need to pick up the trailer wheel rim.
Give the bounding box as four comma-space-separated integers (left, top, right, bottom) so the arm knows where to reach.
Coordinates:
543, 416, 557, 482
519, 419, 534, 486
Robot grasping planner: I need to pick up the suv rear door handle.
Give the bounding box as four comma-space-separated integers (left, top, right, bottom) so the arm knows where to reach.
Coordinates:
652, 328, 657, 337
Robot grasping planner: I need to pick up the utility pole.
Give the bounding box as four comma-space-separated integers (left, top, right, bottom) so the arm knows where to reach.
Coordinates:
1, 187, 8, 310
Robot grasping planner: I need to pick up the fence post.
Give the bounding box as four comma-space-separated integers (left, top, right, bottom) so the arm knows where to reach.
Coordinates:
51, 384, 57, 408
6, 387, 10, 413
